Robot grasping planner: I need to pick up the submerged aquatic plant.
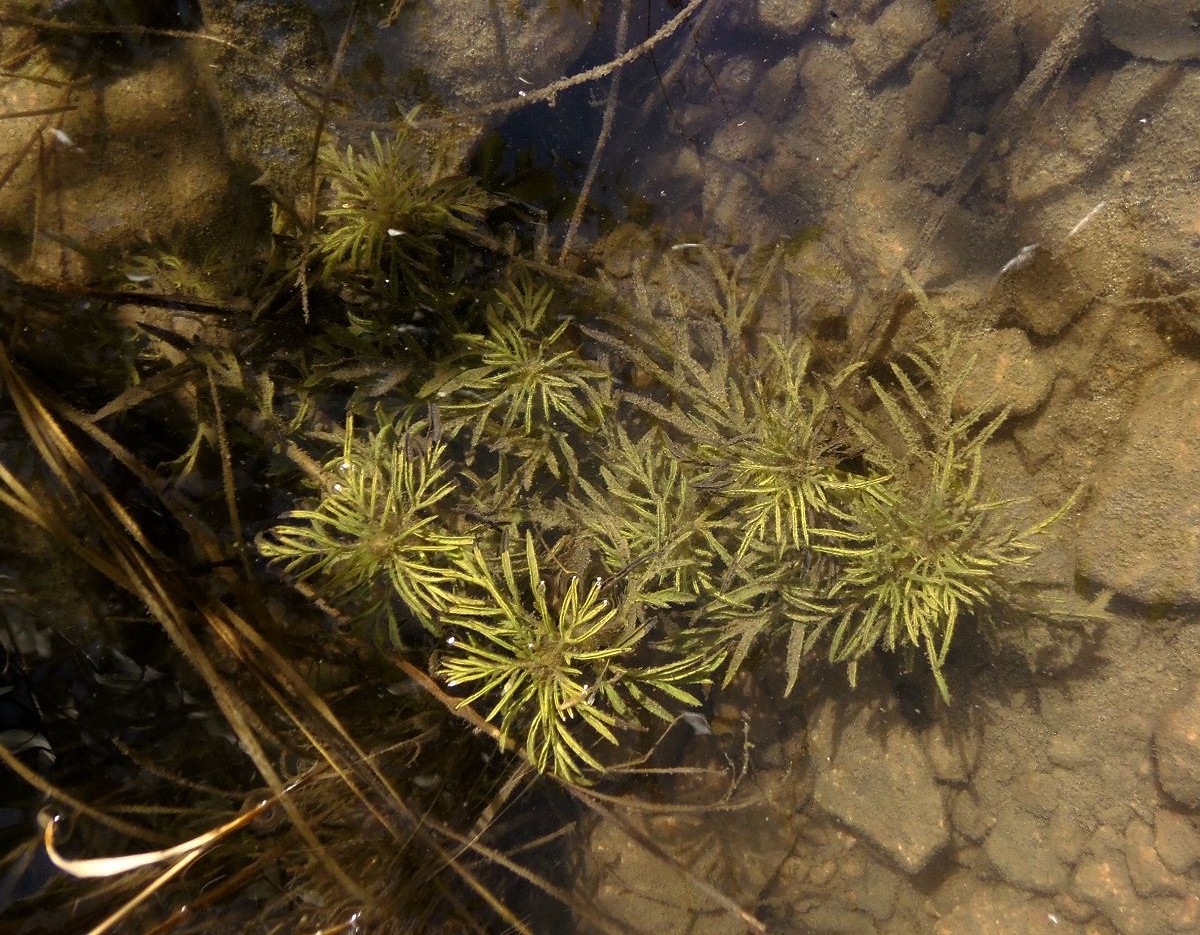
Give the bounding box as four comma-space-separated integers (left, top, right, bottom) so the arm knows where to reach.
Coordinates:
573, 423, 718, 605
818, 451, 1067, 702
423, 278, 609, 440
317, 121, 490, 299
438, 532, 719, 784
588, 252, 1073, 702
685, 335, 875, 559
260, 242, 1075, 791
260, 416, 472, 634
812, 282, 1075, 701
420, 277, 611, 487
588, 250, 872, 560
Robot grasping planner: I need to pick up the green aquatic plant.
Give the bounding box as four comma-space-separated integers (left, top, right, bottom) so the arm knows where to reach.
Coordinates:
438, 532, 719, 784
818, 455, 1067, 703
260, 243, 1075, 792
698, 544, 837, 696
811, 283, 1074, 701
260, 415, 472, 635
420, 277, 610, 485
684, 335, 874, 559
112, 245, 243, 301
589, 251, 871, 560
587, 254, 1073, 703
316, 121, 490, 300
572, 423, 719, 606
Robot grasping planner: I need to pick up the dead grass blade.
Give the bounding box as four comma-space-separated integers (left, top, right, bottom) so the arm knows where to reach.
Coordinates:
0, 340, 366, 901
78, 850, 201, 935
393, 658, 766, 933
0, 335, 547, 927
0, 744, 164, 844
39, 794, 281, 879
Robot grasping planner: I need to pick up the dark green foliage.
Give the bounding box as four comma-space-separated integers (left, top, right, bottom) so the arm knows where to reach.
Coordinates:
316, 121, 490, 300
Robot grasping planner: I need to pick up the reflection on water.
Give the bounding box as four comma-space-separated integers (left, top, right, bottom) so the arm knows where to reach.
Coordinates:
3, 1, 1200, 933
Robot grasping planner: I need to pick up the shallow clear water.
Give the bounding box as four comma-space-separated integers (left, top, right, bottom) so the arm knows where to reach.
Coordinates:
3, 2, 1200, 933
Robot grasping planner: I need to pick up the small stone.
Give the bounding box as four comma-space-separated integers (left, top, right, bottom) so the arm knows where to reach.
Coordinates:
1073, 826, 1173, 935
757, 0, 823, 35
1014, 0, 1076, 60
594, 224, 656, 280
1170, 894, 1200, 931
1053, 891, 1097, 924
1154, 681, 1200, 809
709, 114, 772, 163
797, 40, 871, 116
1154, 810, 1200, 874
950, 788, 994, 843
938, 33, 974, 79
1048, 804, 1089, 866
809, 697, 950, 874
368, 0, 596, 111
1077, 360, 1200, 605
1073, 851, 1146, 934
904, 62, 951, 131
1048, 731, 1090, 769
954, 328, 1054, 418
999, 246, 1092, 336
850, 0, 938, 85
934, 881, 1066, 935
984, 804, 1071, 893
1124, 819, 1186, 897
853, 860, 902, 923
1100, 0, 1200, 61
1012, 769, 1064, 821
702, 162, 781, 244
714, 57, 763, 110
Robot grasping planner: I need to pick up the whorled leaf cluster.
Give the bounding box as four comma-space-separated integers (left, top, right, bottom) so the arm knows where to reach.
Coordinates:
315, 120, 491, 302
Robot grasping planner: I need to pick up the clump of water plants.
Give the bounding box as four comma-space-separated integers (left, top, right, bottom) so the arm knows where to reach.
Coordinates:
813, 282, 1077, 701
263, 248, 1075, 782
438, 531, 715, 784
419, 276, 612, 494
259, 415, 472, 638
262, 271, 720, 783
314, 116, 491, 303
